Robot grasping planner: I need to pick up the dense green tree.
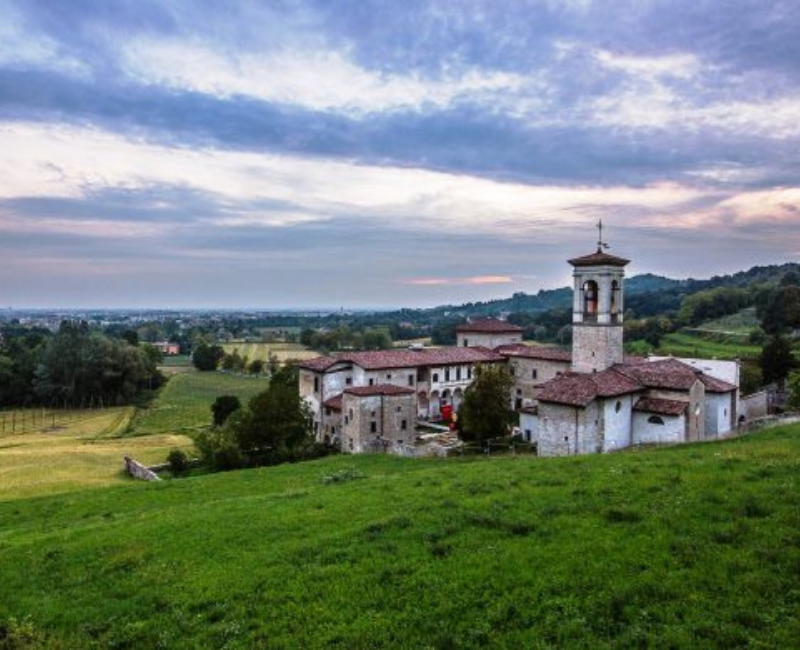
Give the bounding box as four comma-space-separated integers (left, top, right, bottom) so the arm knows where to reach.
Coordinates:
761, 286, 800, 334
786, 372, 800, 410
211, 395, 242, 427
760, 335, 798, 385
458, 365, 515, 444
192, 342, 224, 371
249, 359, 265, 375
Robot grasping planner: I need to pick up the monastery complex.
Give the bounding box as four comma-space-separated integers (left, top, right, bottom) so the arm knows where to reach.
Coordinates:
299, 239, 740, 456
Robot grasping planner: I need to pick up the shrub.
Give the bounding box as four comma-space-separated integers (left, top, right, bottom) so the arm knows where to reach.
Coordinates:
166, 449, 189, 476
211, 395, 241, 428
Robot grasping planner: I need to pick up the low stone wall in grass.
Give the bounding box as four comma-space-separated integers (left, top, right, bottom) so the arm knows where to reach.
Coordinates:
124, 456, 161, 481
735, 412, 800, 436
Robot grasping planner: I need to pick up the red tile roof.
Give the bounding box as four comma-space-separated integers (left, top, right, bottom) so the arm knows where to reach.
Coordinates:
344, 384, 415, 397
496, 343, 571, 362
536, 368, 643, 407
456, 318, 523, 333
633, 397, 688, 416
615, 358, 702, 391
323, 394, 343, 411
299, 346, 506, 372
699, 373, 738, 393
568, 249, 630, 267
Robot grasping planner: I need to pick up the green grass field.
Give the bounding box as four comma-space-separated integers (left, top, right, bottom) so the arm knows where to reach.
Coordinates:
656, 331, 762, 360
1, 426, 798, 647
222, 341, 318, 364
0, 408, 191, 501
130, 372, 269, 436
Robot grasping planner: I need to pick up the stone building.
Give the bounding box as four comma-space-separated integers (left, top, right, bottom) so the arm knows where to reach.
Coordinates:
299, 232, 741, 457
528, 240, 739, 456
298, 347, 507, 450
456, 318, 523, 348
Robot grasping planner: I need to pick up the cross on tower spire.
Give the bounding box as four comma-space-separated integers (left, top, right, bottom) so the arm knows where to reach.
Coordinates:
596, 219, 609, 252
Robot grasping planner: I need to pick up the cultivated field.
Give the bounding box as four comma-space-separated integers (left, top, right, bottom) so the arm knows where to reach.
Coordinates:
130, 372, 269, 436
657, 331, 762, 360
701, 307, 760, 335
1, 425, 798, 646
0, 408, 191, 501
222, 341, 318, 364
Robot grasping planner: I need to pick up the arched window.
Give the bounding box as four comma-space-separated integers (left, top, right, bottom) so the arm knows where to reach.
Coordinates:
615, 400, 622, 413
583, 280, 599, 319
647, 415, 665, 425
611, 280, 620, 320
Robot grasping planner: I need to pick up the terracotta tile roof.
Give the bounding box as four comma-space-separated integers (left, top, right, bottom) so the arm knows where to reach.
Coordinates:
300, 346, 506, 372
568, 249, 630, 267
699, 374, 738, 393
497, 343, 571, 362
537, 368, 643, 407
323, 394, 343, 411
344, 384, 415, 397
456, 318, 523, 333
297, 356, 340, 371
615, 358, 701, 391
633, 397, 688, 416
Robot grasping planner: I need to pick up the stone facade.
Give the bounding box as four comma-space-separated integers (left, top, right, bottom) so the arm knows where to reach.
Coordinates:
508, 356, 570, 408
571, 324, 624, 374
341, 388, 416, 453
456, 331, 522, 349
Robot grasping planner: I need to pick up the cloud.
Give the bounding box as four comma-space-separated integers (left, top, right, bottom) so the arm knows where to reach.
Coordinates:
405, 276, 513, 286
121, 39, 527, 114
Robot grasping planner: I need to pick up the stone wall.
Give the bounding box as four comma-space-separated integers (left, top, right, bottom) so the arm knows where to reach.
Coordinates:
571, 324, 624, 373
538, 401, 601, 456
124, 456, 161, 481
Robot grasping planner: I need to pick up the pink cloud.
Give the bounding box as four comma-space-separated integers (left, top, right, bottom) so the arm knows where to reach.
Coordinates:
404, 275, 513, 286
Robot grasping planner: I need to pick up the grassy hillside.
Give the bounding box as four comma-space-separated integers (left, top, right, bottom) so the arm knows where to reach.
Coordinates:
656, 331, 762, 360
1, 427, 799, 647
130, 372, 269, 436
0, 408, 191, 501
701, 307, 760, 335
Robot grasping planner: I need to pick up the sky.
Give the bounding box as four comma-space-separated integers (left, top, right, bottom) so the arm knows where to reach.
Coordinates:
1, 0, 799, 309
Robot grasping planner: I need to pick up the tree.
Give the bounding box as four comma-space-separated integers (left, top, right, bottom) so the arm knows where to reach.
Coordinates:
192, 342, 224, 371
249, 359, 265, 375
267, 353, 280, 376
458, 365, 515, 444
211, 395, 242, 427
760, 335, 798, 385
787, 372, 800, 411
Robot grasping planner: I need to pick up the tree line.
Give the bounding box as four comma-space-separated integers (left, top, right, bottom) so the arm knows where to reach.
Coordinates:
0, 321, 163, 408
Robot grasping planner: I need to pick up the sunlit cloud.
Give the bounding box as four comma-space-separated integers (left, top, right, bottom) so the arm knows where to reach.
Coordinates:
121, 39, 527, 114
405, 276, 513, 286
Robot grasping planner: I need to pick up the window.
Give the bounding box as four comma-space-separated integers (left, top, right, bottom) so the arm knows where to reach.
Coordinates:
525, 429, 532, 442
386, 373, 392, 379
371, 411, 376, 417
463, 338, 469, 347
369, 378, 374, 386
325, 408, 331, 416
516, 388, 522, 395
432, 373, 439, 382
396, 406, 402, 412
648, 416, 665, 425
345, 416, 349, 424
615, 401, 622, 413
345, 377, 352, 386
408, 374, 414, 386
314, 377, 320, 392
370, 421, 377, 433
509, 365, 516, 377
445, 369, 451, 381
467, 367, 472, 379
348, 409, 353, 419
583, 280, 599, 318
532, 369, 538, 380
456, 368, 462, 381
401, 419, 407, 430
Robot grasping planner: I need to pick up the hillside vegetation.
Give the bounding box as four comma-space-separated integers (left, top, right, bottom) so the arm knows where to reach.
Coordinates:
1, 426, 798, 648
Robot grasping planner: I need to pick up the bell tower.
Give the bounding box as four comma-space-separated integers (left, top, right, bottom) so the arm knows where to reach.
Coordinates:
569, 221, 629, 373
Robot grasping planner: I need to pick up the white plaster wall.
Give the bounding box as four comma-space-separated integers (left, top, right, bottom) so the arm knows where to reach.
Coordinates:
457, 333, 522, 348
602, 395, 634, 452
519, 412, 539, 443
704, 392, 733, 437
632, 412, 685, 445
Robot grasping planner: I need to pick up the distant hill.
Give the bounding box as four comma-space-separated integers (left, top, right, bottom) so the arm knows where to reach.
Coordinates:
419, 263, 800, 321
